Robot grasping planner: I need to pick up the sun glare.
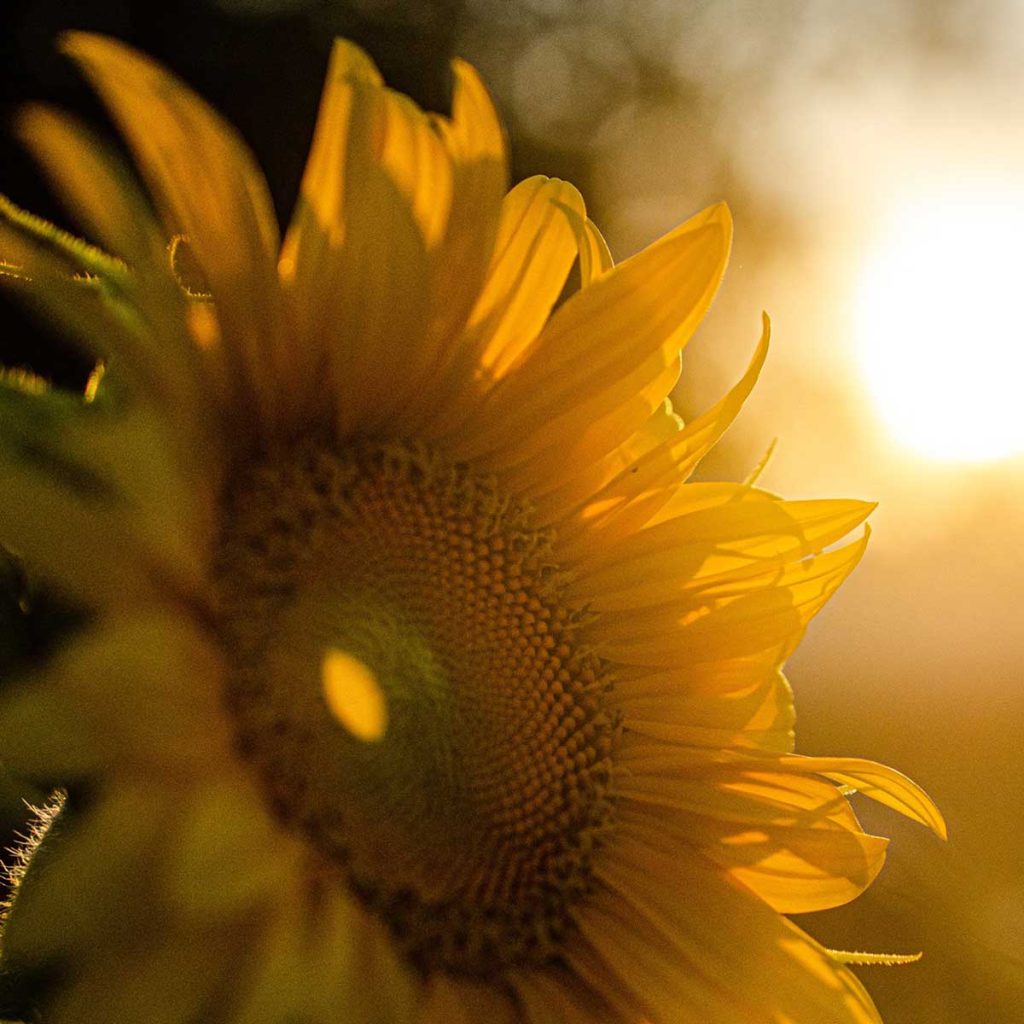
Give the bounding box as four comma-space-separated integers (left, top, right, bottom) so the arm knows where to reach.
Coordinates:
853, 187, 1024, 463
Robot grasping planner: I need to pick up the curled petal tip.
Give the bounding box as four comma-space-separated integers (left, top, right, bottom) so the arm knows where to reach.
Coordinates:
327, 37, 383, 83
709, 199, 733, 231
58, 29, 105, 60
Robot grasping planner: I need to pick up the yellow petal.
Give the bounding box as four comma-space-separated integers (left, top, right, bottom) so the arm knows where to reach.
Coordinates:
556, 200, 614, 286
18, 106, 166, 269
561, 313, 769, 554
392, 58, 510, 435
611, 647, 787, 704
594, 532, 869, 666
586, 834, 883, 1023
617, 759, 864, 832
281, 40, 468, 436
654, 479, 780, 520
228, 864, 420, 1024
619, 747, 947, 840
328, 97, 432, 438
378, 89, 454, 250
447, 202, 732, 471
537, 395, 682, 528
775, 755, 948, 839
281, 54, 434, 437
617, 667, 795, 752
357, 60, 509, 436
503, 346, 682, 499
168, 776, 299, 922
424, 57, 508, 345
570, 493, 875, 610
0, 613, 230, 779
464, 176, 585, 382
622, 798, 888, 913
720, 824, 888, 914
61, 31, 285, 433
278, 38, 382, 288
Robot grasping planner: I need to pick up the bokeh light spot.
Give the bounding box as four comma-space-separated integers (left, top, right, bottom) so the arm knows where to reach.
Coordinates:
322, 648, 388, 742
854, 188, 1024, 463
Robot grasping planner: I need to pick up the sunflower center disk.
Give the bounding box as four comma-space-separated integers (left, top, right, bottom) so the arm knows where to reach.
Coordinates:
214, 439, 618, 976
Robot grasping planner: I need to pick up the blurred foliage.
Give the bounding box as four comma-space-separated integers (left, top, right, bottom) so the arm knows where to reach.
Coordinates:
0, 548, 77, 886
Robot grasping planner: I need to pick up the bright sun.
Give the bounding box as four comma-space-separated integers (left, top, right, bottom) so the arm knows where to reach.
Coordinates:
853, 188, 1024, 463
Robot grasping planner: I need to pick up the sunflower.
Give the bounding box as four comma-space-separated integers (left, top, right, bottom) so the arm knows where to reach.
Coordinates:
0, 33, 943, 1024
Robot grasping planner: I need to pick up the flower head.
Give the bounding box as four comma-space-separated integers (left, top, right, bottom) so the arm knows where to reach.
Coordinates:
0, 34, 943, 1024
